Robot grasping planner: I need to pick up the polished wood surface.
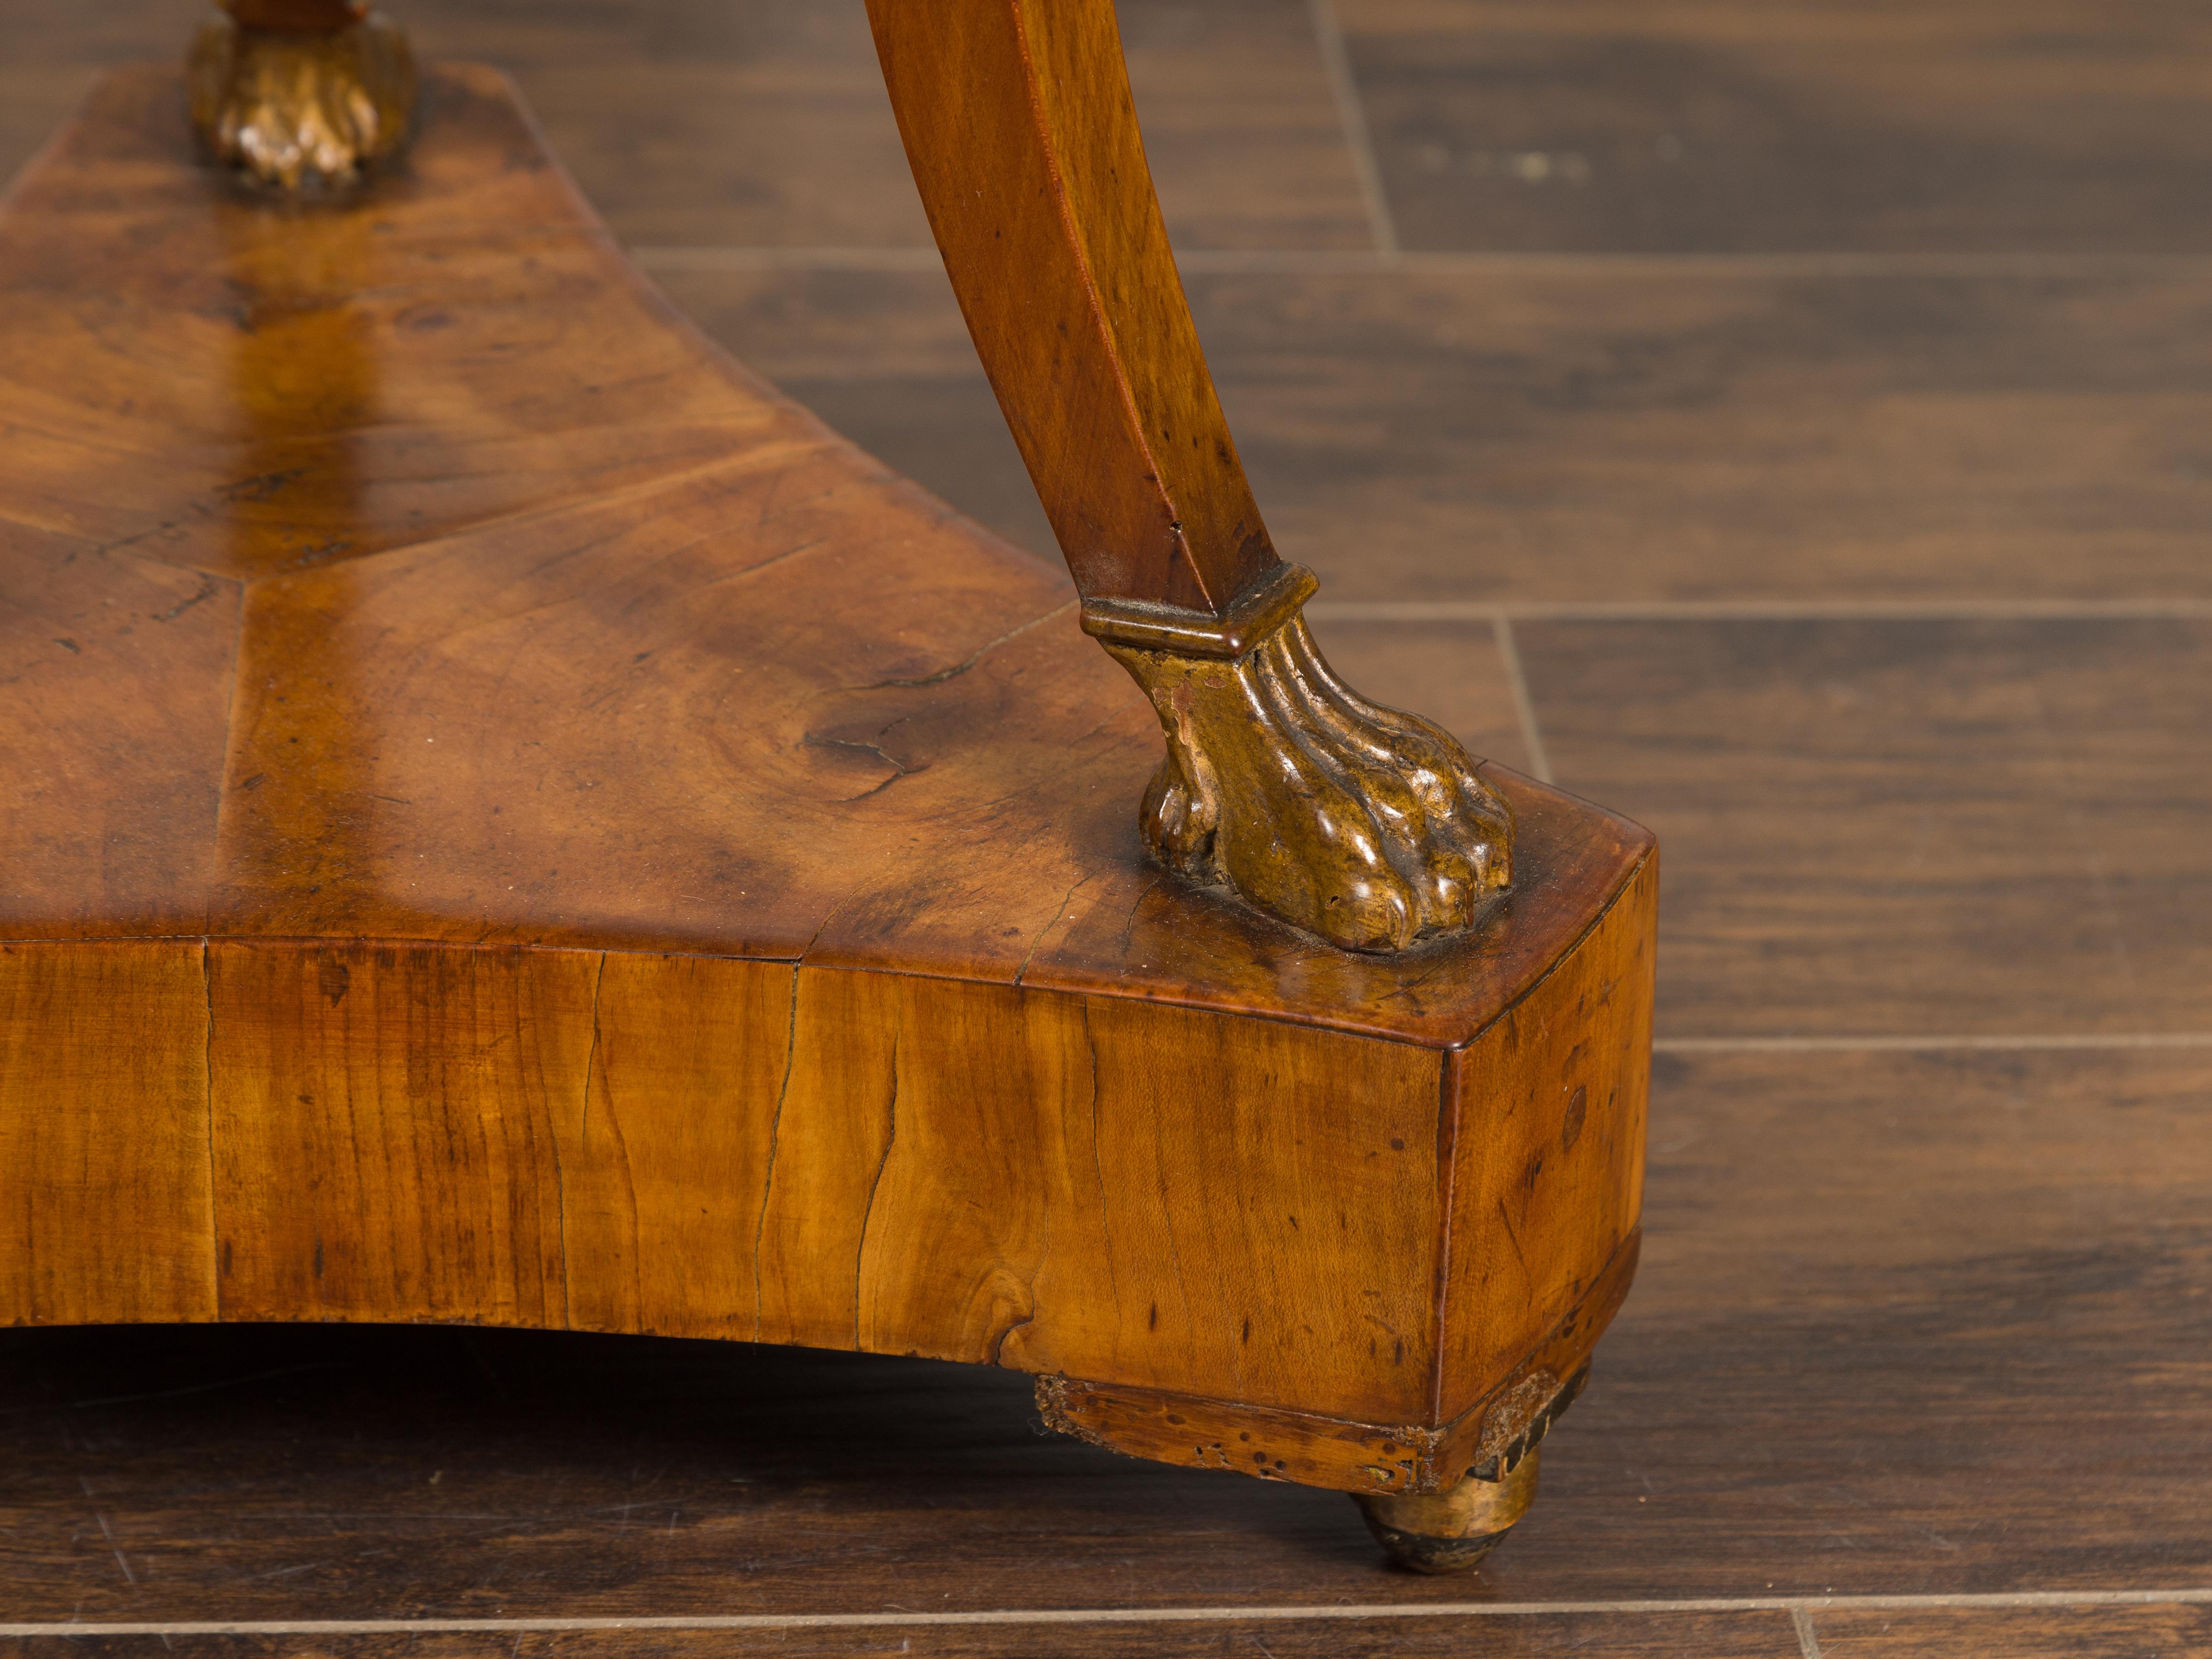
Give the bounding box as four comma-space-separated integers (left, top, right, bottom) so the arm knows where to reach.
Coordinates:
0, 914, 1643, 1447
866, 0, 1275, 616
2, 0, 2202, 1647
1043, 1226, 1630, 1491
0, 63, 1652, 1525
1, 71, 1634, 1027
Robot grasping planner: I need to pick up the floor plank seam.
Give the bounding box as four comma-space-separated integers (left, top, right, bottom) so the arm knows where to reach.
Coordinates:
1302, 0, 1398, 259
1490, 614, 1553, 783
8, 1590, 2212, 1637
629, 246, 2212, 278
1308, 601, 2212, 623
1655, 1034, 2212, 1053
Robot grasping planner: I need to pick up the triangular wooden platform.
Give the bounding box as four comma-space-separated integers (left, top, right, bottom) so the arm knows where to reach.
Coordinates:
0, 67, 1652, 1504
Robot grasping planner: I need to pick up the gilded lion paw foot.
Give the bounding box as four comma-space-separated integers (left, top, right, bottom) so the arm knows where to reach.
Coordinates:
188, 7, 416, 191
1092, 566, 1513, 953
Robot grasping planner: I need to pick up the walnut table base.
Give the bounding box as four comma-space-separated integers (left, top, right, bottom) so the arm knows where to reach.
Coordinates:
0, 67, 1657, 1573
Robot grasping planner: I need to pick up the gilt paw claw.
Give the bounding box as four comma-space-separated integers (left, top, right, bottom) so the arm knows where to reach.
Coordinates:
1104, 613, 1513, 953
188, 9, 416, 191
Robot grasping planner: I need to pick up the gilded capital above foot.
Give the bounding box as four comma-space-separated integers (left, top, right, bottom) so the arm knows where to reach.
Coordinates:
1090, 566, 1514, 954
188, 7, 416, 191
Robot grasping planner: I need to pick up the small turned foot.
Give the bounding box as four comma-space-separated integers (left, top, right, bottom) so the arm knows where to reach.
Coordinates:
1091, 564, 1514, 954
188, 6, 416, 191
1354, 1448, 1540, 1574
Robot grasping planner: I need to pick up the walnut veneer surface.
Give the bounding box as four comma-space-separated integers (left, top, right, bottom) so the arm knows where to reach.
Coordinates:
0, 63, 1651, 1493
3, 67, 1640, 1042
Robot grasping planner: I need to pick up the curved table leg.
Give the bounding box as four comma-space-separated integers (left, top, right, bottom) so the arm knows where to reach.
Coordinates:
864, 0, 1513, 952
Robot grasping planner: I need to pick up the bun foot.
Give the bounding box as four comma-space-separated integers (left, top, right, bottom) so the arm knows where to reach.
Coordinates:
1353, 1447, 1540, 1574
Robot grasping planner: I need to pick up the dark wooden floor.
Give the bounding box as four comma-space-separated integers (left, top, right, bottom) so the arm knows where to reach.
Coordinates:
5, 2, 2210, 1655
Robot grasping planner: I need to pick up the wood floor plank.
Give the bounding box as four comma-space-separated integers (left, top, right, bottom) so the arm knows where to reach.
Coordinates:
664, 264, 2212, 605
2, 1048, 2202, 1613
1302, 619, 1535, 775
1515, 617, 2212, 1037
1336, 0, 2212, 254
26, 0, 2212, 261
0, 1613, 1808, 1657
773, 369, 1062, 570
1810, 1604, 2212, 1657
0, 0, 1372, 253
1503, 1046, 2212, 1599
1187, 268, 2212, 605
0, 943, 216, 1327
0, 67, 95, 195
4, 0, 2203, 1635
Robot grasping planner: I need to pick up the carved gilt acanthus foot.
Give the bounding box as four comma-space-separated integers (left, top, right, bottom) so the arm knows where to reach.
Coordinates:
1088, 565, 1513, 954
1354, 1447, 1540, 1574
188, 7, 416, 191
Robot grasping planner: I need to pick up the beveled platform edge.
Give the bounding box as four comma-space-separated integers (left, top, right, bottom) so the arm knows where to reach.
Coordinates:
1040, 1228, 1639, 1495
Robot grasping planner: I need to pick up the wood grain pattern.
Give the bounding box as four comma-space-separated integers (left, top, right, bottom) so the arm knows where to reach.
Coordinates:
1518, 618, 2212, 1036
642, 264, 1066, 562
1, 538, 238, 937
0, 66, 1650, 1033
1043, 1237, 1628, 1494
0, 71, 786, 583
2, 936, 1637, 1435
0, 1615, 1812, 1658
751, 972, 1450, 1420
672, 261, 2212, 605
206, 942, 588, 1328
0, 942, 215, 1327
0, 68, 1654, 1521
1015, 771, 1649, 1045
1439, 852, 1653, 1420
559, 952, 793, 1341
1342, 0, 2212, 254
1811, 1605, 2212, 1656
1022, 844, 1656, 1486
0, 0, 2201, 1625
866, 0, 1278, 614
3, 78, 1623, 1010
5, 1029, 2206, 1615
